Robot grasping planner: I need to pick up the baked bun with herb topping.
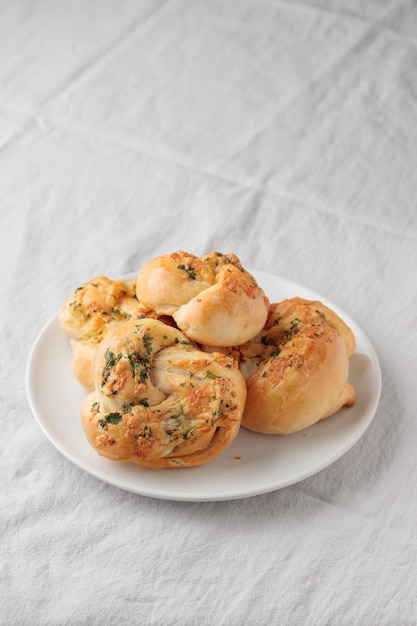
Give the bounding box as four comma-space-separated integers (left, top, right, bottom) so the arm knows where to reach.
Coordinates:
238, 298, 356, 435
81, 317, 246, 468
136, 251, 269, 347
59, 276, 146, 391
59, 276, 140, 341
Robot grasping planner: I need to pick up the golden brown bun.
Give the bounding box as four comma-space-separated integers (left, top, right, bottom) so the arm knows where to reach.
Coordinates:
58, 276, 140, 341
59, 276, 177, 391
81, 318, 246, 468
238, 298, 356, 435
136, 251, 269, 347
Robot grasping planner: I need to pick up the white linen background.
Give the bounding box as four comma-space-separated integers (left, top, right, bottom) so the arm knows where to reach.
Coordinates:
2, 0, 417, 624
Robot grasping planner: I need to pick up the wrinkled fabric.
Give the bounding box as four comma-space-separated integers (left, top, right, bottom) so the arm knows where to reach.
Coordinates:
2, 0, 417, 624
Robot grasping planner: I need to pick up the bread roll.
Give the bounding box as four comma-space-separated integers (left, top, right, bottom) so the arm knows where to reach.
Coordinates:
59, 276, 147, 390
58, 276, 140, 341
238, 298, 356, 434
81, 318, 246, 468
68, 305, 178, 391
136, 251, 269, 346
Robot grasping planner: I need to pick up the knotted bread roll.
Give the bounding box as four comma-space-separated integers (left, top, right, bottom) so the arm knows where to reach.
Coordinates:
81, 318, 246, 468
237, 298, 356, 435
59, 276, 149, 391
136, 251, 269, 347
59, 276, 140, 340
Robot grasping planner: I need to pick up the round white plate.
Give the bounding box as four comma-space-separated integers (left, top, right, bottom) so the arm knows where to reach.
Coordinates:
26, 270, 381, 502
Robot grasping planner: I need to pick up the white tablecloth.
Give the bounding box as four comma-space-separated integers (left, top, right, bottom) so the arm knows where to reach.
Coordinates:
3, 1, 417, 624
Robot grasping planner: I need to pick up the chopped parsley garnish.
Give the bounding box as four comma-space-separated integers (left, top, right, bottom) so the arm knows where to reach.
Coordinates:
142, 334, 153, 354
177, 263, 197, 280
205, 370, 221, 380
102, 350, 122, 385
111, 307, 131, 320
281, 320, 300, 345
98, 412, 122, 428
127, 351, 150, 382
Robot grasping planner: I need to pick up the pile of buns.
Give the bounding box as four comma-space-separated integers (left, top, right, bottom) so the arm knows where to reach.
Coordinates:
59, 250, 356, 469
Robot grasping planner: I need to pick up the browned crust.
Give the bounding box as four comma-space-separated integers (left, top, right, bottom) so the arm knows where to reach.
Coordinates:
136, 251, 269, 346
237, 298, 356, 434
81, 318, 246, 468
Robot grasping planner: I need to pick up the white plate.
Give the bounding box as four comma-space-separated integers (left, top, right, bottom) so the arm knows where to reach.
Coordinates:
26, 270, 381, 502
